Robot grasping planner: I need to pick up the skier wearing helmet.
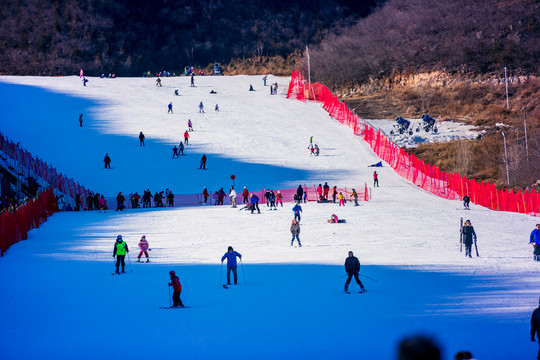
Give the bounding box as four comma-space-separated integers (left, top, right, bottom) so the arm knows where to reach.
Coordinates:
168, 271, 184, 307
137, 235, 150, 262
113, 235, 129, 274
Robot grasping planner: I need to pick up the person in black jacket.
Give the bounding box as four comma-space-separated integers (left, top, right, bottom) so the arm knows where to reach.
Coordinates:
531, 298, 540, 360
344, 251, 366, 293
463, 195, 470, 209
462, 220, 477, 258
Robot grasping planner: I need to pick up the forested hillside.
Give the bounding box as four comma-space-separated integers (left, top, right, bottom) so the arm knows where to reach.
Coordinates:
0, 0, 377, 76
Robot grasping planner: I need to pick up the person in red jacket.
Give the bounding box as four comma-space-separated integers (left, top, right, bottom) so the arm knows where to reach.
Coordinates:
373, 171, 379, 187
242, 187, 249, 204
184, 130, 189, 145
323, 182, 330, 200
168, 270, 184, 307
202, 187, 209, 205
316, 184, 323, 201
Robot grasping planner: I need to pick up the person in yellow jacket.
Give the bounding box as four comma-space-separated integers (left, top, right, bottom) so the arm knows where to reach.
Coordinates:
113, 235, 129, 274
338, 192, 345, 206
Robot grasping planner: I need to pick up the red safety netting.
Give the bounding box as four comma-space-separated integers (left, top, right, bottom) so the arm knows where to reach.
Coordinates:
287, 70, 540, 216
0, 187, 59, 256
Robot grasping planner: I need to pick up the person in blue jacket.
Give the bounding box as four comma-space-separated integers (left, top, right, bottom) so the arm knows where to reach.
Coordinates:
530, 224, 540, 261
221, 246, 242, 285
292, 202, 302, 221
250, 193, 260, 214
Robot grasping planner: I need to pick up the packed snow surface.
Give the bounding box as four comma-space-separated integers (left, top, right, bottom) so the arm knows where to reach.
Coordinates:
0, 75, 538, 360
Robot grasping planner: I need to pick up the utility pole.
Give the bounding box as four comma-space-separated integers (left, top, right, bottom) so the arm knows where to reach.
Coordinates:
501, 131, 510, 186
306, 46, 311, 98
504, 66, 509, 109
524, 114, 529, 164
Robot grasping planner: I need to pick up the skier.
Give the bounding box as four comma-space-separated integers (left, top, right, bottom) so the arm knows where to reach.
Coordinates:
262, 75, 267, 86
79, 68, 84, 78
168, 191, 174, 207
296, 185, 304, 202
198, 101, 204, 113
116, 192, 125, 211
323, 182, 330, 200
531, 297, 540, 359
137, 235, 150, 262
188, 119, 193, 131
229, 186, 236, 208
310, 145, 315, 156
174, 89, 179, 96
344, 251, 366, 293
463, 195, 470, 209
172, 146, 179, 158
217, 188, 225, 205
184, 130, 189, 145
373, 171, 379, 187
350, 189, 359, 206
290, 219, 301, 247
98, 195, 107, 211
104, 154, 111, 168
530, 224, 540, 261
338, 192, 345, 206
269, 190, 276, 210
292, 202, 302, 222
82, 77, 88, 86
113, 235, 129, 274
179, 141, 184, 155
200, 154, 207, 169
314, 144, 320, 156
202, 187, 209, 205
242, 187, 249, 204
308, 136, 313, 148
221, 246, 242, 285
215, 104, 219, 111
462, 219, 477, 258
275, 190, 283, 207
168, 102, 173, 114
331, 186, 337, 203
168, 271, 184, 307
250, 193, 260, 214
156, 78, 162, 87
139, 131, 145, 146
190, 74, 195, 87
79, 114, 83, 127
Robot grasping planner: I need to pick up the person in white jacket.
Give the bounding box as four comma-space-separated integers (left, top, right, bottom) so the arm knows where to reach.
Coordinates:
229, 186, 237, 208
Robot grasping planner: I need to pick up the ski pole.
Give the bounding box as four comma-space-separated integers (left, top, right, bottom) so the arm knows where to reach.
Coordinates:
359, 273, 378, 282
220, 261, 224, 286
240, 259, 247, 284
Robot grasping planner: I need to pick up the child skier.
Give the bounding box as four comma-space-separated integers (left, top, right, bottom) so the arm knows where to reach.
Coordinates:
113, 235, 129, 274
168, 271, 184, 307
290, 219, 301, 247
137, 235, 150, 262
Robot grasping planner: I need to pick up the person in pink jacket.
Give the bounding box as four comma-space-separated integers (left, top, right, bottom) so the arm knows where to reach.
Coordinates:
98, 195, 108, 211
137, 235, 150, 262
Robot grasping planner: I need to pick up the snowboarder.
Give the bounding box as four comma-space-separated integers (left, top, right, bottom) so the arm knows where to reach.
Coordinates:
250, 193, 260, 214
188, 119, 193, 131
202, 187, 209, 205
137, 235, 150, 262
156, 78, 162, 87
178, 141, 184, 155
531, 297, 540, 359
113, 235, 129, 274
373, 171, 379, 187
229, 186, 236, 208
168, 102, 173, 114
168, 271, 184, 307
215, 104, 219, 111
139, 131, 145, 146
200, 154, 207, 169
462, 220, 477, 258
350, 189, 359, 206
292, 202, 302, 222
82, 77, 88, 86
344, 251, 366, 293
116, 192, 125, 211
530, 224, 540, 261
290, 219, 301, 247
172, 146, 179, 158
242, 187, 249, 204
184, 131, 189, 145
249, 84, 255, 91
79, 114, 83, 127
103, 154, 111, 168
463, 195, 470, 209
198, 101, 204, 113
221, 246, 242, 285
174, 89, 179, 96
